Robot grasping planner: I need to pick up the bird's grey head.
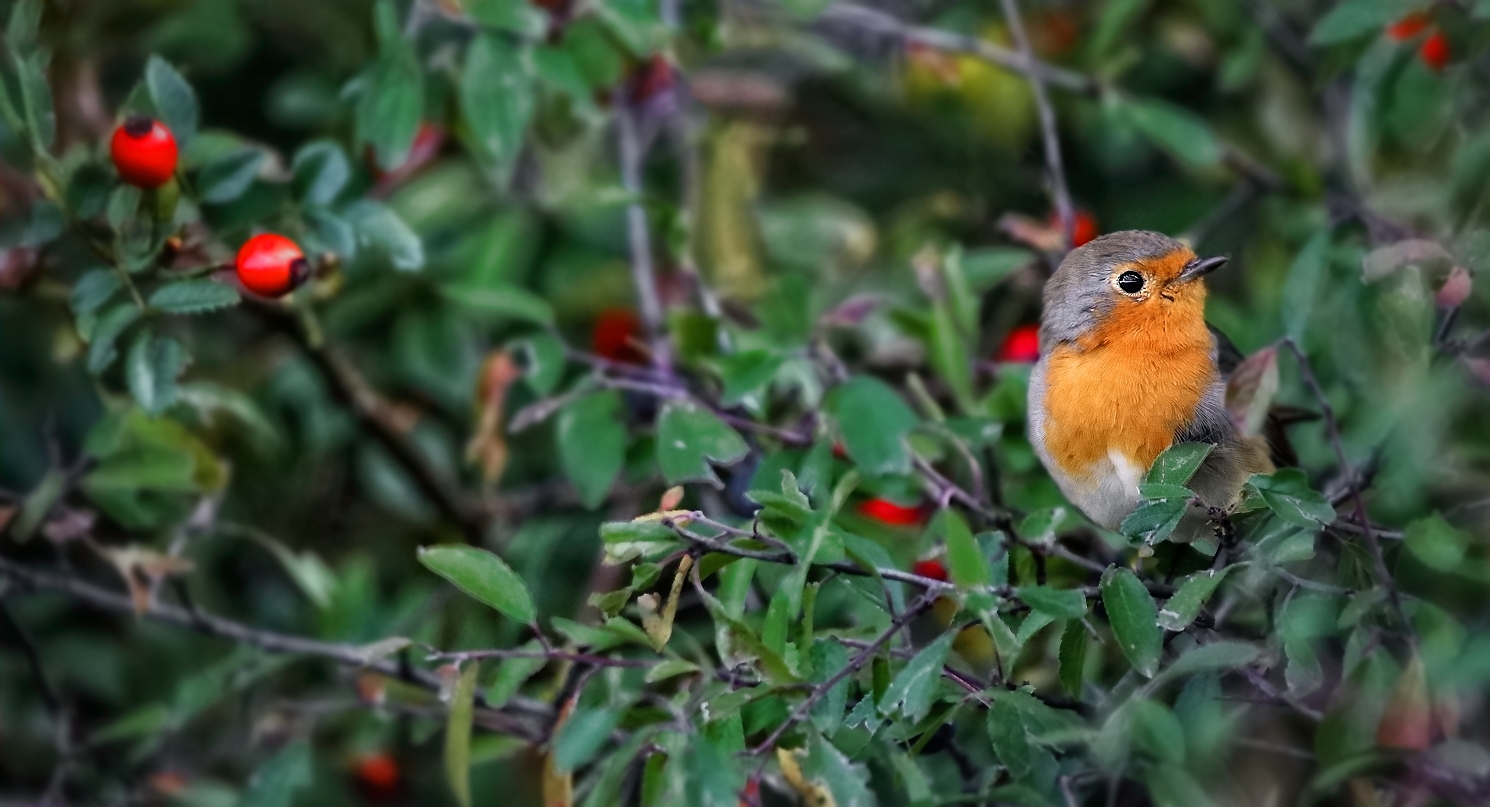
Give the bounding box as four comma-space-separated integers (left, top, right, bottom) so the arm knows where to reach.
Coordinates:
1038, 230, 1228, 348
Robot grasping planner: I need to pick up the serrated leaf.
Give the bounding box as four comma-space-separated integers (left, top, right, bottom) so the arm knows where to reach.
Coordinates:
1146, 442, 1214, 486
291, 141, 350, 205
1017, 586, 1088, 620
87, 304, 143, 374
71, 269, 121, 316
126, 331, 186, 416
878, 630, 953, 722
357, 52, 423, 170
148, 279, 240, 314
656, 400, 748, 485
988, 699, 1031, 778
943, 510, 988, 588
444, 662, 478, 807
1100, 566, 1162, 678
827, 376, 920, 476
1246, 470, 1336, 527
198, 148, 264, 204
801, 733, 875, 807
809, 640, 850, 734
1153, 641, 1261, 687
1157, 565, 1238, 631
418, 545, 536, 624
1058, 620, 1087, 699
146, 56, 198, 145
1120, 497, 1188, 544
461, 34, 533, 180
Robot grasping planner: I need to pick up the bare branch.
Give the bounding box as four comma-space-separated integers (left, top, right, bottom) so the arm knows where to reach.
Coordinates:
995, 0, 1074, 251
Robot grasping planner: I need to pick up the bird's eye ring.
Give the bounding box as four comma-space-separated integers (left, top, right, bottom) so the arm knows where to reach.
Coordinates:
1116, 271, 1145, 294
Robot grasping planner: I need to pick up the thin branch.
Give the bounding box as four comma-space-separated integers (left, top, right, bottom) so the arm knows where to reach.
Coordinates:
748, 590, 939, 755
0, 556, 551, 743
616, 100, 671, 375
995, 0, 1074, 251
0, 597, 62, 715
1280, 339, 1408, 631
427, 647, 655, 669
254, 305, 486, 544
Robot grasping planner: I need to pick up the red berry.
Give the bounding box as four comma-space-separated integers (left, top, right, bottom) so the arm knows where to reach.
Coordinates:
110, 116, 178, 189
913, 559, 948, 582
592, 308, 646, 364
1047, 209, 1099, 248
1386, 12, 1431, 41
1420, 31, 1451, 72
857, 498, 925, 527
353, 752, 400, 801
628, 54, 675, 105
996, 324, 1041, 363
235, 234, 308, 298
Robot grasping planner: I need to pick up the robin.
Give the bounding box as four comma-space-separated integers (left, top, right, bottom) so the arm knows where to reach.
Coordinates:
1027, 230, 1275, 539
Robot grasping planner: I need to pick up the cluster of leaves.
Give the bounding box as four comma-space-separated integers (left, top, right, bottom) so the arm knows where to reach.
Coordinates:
1, 0, 1490, 806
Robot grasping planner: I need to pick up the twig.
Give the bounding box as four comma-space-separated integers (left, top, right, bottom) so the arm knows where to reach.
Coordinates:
427, 647, 655, 669
0, 556, 551, 742
616, 100, 671, 375
748, 590, 939, 755
1280, 339, 1408, 631
0, 597, 62, 714
254, 305, 486, 544
995, 0, 1074, 251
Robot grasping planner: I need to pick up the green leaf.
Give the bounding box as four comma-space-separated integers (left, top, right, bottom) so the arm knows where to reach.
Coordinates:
10, 468, 63, 543
1246, 470, 1336, 527
516, 334, 566, 396
1130, 699, 1186, 763
71, 269, 121, 316
1092, 0, 1151, 58
928, 299, 975, 412
357, 53, 424, 170
418, 545, 536, 624
1145, 442, 1214, 486
827, 376, 919, 476
943, 510, 988, 588
126, 331, 186, 416
439, 284, 554, 324
1281, 231, 1332, 343
240, 742, 312, 807
1017, 586, 1088, 620
461, 35, 533, 180
87, 304, 143, 374
465, 0, 549, 36
1120, 497, 1188, 544
197, 148, 264, 205
553, 708, 623, 773
802, 732, 875, 807
714, 350, 784, 406
1100, 566, 1162, 677
1404, 512, 1470, 572
1058, 620, 1087, 699
878, 630, 953, 722
6, 0, 40, 52
961, 247, 1033, 290
558, 391, 626, 509
444, 662, 478, 807
145, 56, 198, 145
988, 699, 1032, 779
1310, 0, 1413, 45
346, 200, 425, 271
291, 141, 350, 205
809, 640, 850, 734
17, 49, 53, 150
1153, 641, 1261, 687
148, 279, 240, 314
1124, 98, 1221, 168
656, 400, 748, 485
1157, 565, 1238, 631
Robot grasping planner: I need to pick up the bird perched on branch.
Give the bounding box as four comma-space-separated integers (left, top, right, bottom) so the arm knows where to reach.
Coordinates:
1028, 230, 1275, 540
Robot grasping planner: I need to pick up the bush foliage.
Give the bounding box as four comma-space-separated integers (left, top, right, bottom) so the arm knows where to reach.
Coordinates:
1, 0, 1489, 805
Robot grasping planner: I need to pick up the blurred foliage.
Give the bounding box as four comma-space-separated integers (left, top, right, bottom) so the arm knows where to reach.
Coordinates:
1, 0, 1490, 805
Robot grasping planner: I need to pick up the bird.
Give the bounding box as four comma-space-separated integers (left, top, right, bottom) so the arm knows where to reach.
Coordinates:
1027, 230, 1275, 540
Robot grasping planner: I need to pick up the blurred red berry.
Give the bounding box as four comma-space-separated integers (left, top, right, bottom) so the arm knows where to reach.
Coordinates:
913, 558, 948, 582
1386, 12, 1431, 41
628, 54, 675, 105
1047, 209, 1099, 248
858, 498, 925, 526
1420, 31, 1451, 71
997, 324, 1041, 363
110, 115, 178, 189
353, 752, 400, 801
236, 233, 308, 298
592, 308, 646, 364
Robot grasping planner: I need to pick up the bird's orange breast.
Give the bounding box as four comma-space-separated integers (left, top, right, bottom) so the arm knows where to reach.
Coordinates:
1040, 283, 1217, 482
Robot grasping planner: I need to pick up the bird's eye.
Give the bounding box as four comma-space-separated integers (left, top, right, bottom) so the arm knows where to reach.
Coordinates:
1116, 271, 1145, 294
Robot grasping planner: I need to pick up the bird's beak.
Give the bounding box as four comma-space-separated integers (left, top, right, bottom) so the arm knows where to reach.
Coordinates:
1177, 254, 1228, 284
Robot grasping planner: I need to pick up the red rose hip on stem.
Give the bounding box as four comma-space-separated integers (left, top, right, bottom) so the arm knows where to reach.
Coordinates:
997, 323, 1041, 363
857, 497, 925, 526
236, 234, 308, 298
110, 115, 178, 189
1386, 12, 1431, 41
913, 558, 948, 582
1420, 31, 1451, 72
